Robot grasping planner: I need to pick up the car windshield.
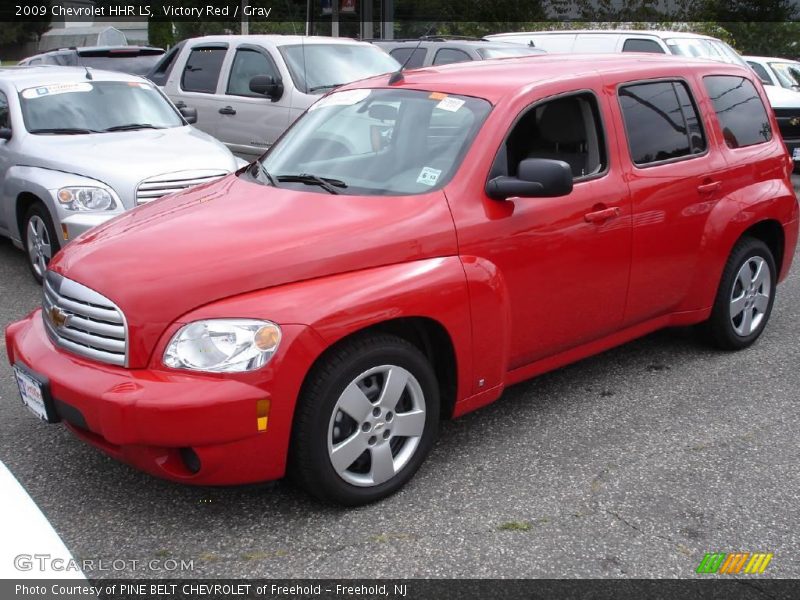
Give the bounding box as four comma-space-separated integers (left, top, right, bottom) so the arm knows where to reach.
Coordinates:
769, 61, 800, 89
477, 46, 544, 59
253, 88, 491, 196
665, 37, 748, 67
20, 80, 184, 134
279, 44, 401, 94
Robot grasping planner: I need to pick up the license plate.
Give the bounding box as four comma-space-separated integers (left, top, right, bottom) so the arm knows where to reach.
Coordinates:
792, 147, 800, 161
13, 364, 56, 423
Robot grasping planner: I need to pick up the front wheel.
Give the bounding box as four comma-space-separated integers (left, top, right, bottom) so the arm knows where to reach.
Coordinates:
22, 203, 61, 284
701, 237, 777, 350
290, 334, 440, 506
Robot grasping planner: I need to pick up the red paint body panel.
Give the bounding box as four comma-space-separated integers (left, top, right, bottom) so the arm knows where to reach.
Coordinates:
5, 54, 798, 485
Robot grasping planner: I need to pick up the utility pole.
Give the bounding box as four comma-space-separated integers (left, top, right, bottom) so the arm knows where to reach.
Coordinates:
241, 0, 249, 35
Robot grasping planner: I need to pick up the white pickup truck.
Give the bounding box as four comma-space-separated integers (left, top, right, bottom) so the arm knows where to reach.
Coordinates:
147, 35, 401, 159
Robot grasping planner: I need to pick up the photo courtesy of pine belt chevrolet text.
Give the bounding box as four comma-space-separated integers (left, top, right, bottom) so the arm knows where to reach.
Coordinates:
5, 53, 798, 506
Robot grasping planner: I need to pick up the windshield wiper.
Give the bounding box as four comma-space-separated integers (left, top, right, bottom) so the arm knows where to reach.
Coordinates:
28, 127, 100, 134
276, 173, 347, 195
308, 83, 345, 93
250, 161, 277, 186
104, 123, 163, 132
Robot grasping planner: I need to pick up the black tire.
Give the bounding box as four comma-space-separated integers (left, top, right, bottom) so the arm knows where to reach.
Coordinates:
21, 202, 61, 285
700, 236, 777, 350
290, 333, 440, 506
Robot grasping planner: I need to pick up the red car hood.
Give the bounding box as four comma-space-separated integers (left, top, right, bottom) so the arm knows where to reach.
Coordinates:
50, 174, 458, 366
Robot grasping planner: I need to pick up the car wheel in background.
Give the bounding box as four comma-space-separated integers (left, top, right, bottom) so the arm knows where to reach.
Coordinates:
22, 203, 61, 285
290, 333, 440, 506
701, 236, 777, 350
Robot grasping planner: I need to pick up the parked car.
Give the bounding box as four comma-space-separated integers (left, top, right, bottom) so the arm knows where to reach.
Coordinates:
484, 29, 746, 63
0, 461, 85, 579
146, 35, 401, 159
746, 55, 800, 91
373, 37, 545, 68
0, 66, 243, 282
6, 54, 797, 506
18, 46, 165, 76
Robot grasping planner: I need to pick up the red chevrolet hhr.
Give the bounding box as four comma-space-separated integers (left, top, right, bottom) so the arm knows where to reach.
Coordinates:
6, 54, 798, 505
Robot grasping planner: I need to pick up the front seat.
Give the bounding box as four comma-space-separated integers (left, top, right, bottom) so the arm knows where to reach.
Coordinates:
527, 98, 587, 177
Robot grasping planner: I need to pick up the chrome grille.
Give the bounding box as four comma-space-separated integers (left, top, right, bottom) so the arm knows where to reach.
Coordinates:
42, 272, 127, 367
135, 169, 227, 205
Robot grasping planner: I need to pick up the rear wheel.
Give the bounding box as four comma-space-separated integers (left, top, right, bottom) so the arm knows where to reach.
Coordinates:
701, 237, 776, 350
22, 203, 60, 284
290, 334, 440, 506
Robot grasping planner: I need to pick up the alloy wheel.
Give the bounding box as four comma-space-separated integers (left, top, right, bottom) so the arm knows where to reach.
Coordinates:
730, 256, 771, 337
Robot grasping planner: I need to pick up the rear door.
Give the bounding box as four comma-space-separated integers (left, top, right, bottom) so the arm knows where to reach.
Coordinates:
216, 43, 293, 158
607, 74, 729, 325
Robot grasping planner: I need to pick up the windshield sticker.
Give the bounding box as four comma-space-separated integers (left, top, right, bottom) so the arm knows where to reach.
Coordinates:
429, 92, 447, 100
436, 97, 465, 112
127, 81, 153, 90
21, 82, 93, 99
417, 166, 442, 186
309, 88, 371, 111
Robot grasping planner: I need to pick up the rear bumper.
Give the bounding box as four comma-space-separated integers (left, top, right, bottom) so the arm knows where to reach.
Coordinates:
5, 311, 322, 485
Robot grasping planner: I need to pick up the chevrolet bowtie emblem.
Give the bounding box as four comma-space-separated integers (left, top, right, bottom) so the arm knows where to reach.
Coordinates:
790, 117, 800, 127
48, 306, 69, 329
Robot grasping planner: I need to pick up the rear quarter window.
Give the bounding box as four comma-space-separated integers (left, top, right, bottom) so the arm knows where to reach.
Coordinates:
703, 75, 772, 148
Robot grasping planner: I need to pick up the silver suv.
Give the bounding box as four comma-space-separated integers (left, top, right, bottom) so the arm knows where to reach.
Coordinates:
147, 35, 401, 159
0, 66, 242, 282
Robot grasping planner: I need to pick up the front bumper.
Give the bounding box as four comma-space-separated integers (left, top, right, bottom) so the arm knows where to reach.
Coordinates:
5, 311, 321, 485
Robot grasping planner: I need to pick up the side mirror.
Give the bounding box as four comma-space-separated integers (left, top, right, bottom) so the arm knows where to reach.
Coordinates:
249, 75, 284, 102
485, 158, 573, 200
0, 127, 11, 141
178, 106, 198, 124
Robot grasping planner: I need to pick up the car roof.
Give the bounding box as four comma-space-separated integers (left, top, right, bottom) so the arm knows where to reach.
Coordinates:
490, 29, 715, 41
0, 65, 146, 90
376, 38, 539, 48
348, 53, 752, 104
745, 55, 799, 64
187, 34, 373, 47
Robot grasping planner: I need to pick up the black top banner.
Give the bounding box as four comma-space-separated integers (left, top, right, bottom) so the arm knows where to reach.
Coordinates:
5, 0, 800, 23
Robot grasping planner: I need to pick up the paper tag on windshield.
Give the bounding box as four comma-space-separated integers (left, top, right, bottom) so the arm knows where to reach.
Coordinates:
436, 97, 465, 112
309, 88, 371, 111
417, 167, 442, 186
21, 82, 93, 99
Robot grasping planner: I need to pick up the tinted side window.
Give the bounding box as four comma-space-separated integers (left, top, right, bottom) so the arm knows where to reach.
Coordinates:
181, 47, 226, 93
619, 81, 706, 165
227, 49, 279, 96
622, 39, 666, 53
389, 47, 426, 69
703, 75, 772, 148
747, 61, 773, 85
432, 48, 472, 66
0, 92, 9, 129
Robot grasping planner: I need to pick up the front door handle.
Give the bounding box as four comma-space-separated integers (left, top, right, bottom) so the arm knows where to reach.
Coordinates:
697, 181, 721, 194
584, 206, 621, 223
174, 100, 186, 109
219, 106, 237, 115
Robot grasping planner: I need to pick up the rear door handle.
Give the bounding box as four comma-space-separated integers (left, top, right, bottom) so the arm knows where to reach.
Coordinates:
219, 106, 236, 115
174, 101, 186, 109
697, 181, 721, 194
584, 206, 621, 223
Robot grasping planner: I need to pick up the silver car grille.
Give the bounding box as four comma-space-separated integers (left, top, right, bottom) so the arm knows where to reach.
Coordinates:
42, 272, 128, 367
135, 169, 227, 205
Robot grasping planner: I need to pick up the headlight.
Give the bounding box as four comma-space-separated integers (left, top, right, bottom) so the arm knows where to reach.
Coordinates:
56, 187, 115, 211
163, 319, 281, 372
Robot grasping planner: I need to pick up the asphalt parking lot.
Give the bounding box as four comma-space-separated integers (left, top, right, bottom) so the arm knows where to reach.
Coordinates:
1, 217, 799, 579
